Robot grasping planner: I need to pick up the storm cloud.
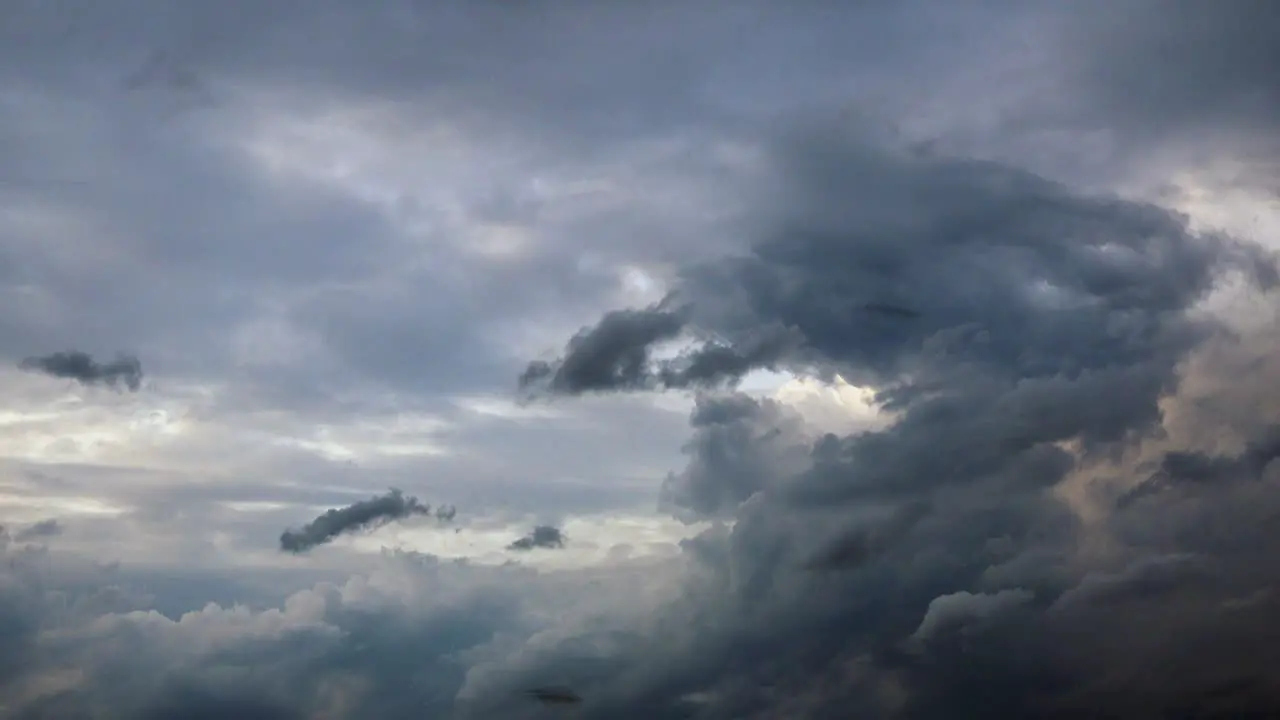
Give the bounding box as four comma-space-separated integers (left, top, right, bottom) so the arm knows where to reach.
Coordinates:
506, 121, 1280, 716
18, 351, 143, 391
279, 489, 452, 553
507, 525, 565, 552
3, 1, 1280, 718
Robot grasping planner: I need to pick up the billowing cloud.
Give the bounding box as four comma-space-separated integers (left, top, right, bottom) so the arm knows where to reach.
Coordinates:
507, 525, 565, 552
910, 588, 1034, 642
3, 1, 1280, 718
279, 489, 452, 554
500, 120, 1280, 717
18, 351, 143, 391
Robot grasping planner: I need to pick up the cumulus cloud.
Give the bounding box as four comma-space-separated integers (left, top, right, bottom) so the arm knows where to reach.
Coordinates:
3, 1, 1280, 718
18, 351, 143, 391
506, 119, 1280, 717
911, 589, 1034, 642
0, 541, 545, 719
279, 489, 453, 554
506, 525, 565, 552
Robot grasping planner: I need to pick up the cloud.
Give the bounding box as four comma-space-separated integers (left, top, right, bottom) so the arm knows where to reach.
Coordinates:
1060, 0, 1280, 178
3, 1, 1280, 718
279, 489, 452, 554
502, 117, 1280, 717
524, 686, 583, 706
12, 518, 63, 543
18, 351, 143, 391
910, 588, 1034, 642
507, 525, 565, 552
0, 541, 550, 718
658, 392, 812, 521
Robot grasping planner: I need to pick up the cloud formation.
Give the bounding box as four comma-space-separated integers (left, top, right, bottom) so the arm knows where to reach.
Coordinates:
507, 120, 1280, 717
507, 525, 565, 552
18, 351, 143, 391
2, 1, 1280, 718
279, 489, 452, 553
11, 518, 63, 543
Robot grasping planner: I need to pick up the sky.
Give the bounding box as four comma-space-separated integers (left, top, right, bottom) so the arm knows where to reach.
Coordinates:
1, 0, 1279, 717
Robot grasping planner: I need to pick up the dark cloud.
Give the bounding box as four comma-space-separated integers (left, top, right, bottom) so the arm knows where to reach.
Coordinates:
507, 116, 1280, 717
1118, 427, 1280, 508
528, 127, 1277, 403
18, 350, 143, 391
524, 686, 583, 705
279, 489, 452, 553
507, 525, 565, 552
659, 393, 811, 521
1, 1, 1279, 718
1061, 0, 1280, 178
12, 518, 63, 543
518, 307, 687, 396
0, 543, 529, 719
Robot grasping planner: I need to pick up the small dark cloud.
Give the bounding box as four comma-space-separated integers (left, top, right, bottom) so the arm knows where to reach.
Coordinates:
520, 307, 802, 398
18, 351, 143, 391
13, 519, 62, 543
525, 685, 583, 705
278, 489, 453, 553
507, 525, 565, 551
518, 306, 688, 396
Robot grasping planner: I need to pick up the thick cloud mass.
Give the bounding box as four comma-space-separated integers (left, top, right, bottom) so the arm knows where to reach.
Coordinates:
18, 350, 143, 391
4, 1, 1280, 718
533, 133, 1277, 402
512, 126, 1280, 718
279, 489, 450, 553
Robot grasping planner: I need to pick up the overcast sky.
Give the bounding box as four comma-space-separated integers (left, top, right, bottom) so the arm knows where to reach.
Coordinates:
2, 1, 1280, 718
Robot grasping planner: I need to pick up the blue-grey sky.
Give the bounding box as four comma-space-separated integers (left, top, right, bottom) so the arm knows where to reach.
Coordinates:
2, 1, 1280, 717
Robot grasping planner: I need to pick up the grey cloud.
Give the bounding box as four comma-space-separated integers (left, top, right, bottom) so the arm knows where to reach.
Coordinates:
279, 489, 452, 554
19, 350, 143, 391
136, 687, 302, 720
528, 127, 1277, 400
1048, 554, 1211, 613
518, 306, 687, 396
1061, 0, 1280, 178
803, 501, 930, 573
1119, 427, 1280, 508
504, 115, 1280, 717
3, 1, 1280, 717
521, 311, 806, 398
910, 588, 1034, 642
13, 518, 63, 543
659, 392, 811, 520
524, 685, 583, 705
0, 543, 531, 719
507, 525, 565, 552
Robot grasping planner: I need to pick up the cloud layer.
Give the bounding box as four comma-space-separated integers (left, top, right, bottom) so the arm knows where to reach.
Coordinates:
2, 1, 1280, 718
